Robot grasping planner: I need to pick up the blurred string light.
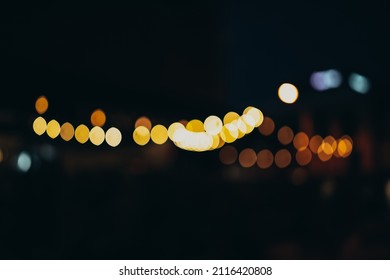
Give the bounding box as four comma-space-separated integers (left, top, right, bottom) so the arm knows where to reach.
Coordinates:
257, 149, 273, 169
295, 148, 312, 166
135, 116, 152, 130
35, 96, 49, 115
278, 83, 299, 104
310, 69, 342, 91
75, 124, 90, 144
277, 126, 294, 145
258, 116, 275, 136
238, 148, 257, 168
309, 135, 323, 154
293, 132, 309, 151
150, 124, 168, 145
17, 151, 32, 172
105, 127, 122, 147
60, 122, 74, 141
90, 109, 106, 127
46, 120, 61, 139
89, 126, 105, 146
348, 72, 370, 94
275, 149, 292, 168
33, 116, 47, 136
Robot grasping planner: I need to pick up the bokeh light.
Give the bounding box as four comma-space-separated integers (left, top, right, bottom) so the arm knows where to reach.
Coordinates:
220, 124, 238, 143
204, 115, 223, 136
135, 116, 152, 130
75, 124, 90, 144
277, 126, 294, 145
238, 148, 257, 168
105, 127, 122, 147
317, 143, 333, 161
168, 122, 184, 141
295, 148, 312, 166
223, 112, 240, 125
219, 145, 238, 165
33, 116, 47, 136
323, 136, 337, 154
309, 135, 323, 154
17, 152, 32, 172
133, 126, 151, 146
90, 109, 106, 127
338, 136, 353, 158
257, 149, 274, 169
278, 83, 299, 104
46, 120, 61, 139
244, 107, 264, 127
151, 124, 168, 145
293, 132, 309, 151
35, 96, 49, 115
310, 69, 342, 91
349, 73, 370, 94
258, 117, 275, 136
60, 122, 74, 141
275, 149, 292, 168
89, 126, 105, 146
186, 119, 204, 132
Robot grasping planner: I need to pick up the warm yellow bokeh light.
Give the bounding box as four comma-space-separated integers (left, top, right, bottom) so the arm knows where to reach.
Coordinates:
105, 127, 122, 147
204, 115, 223, 136
338, 136, 353, 158
60, 122, 74, 141
293, 132, 309, 151
278, 83, 299, 104
223, 112, 240, 125
324, 136, 337, 153
257, 149, 274, 169
151, 124, 168, 145
135, 116, 152, 130
186, 119, 204, 132
33, 116, 47, 136
245, 107, 264, 127
75, 124, 90, 144
220, 124, 238, 143
35, 96, 49, 114
275, 149, 292, 168
46, 120, 60, 139
317, 144, 332, 161
168, 122, 184, 141
133, 126, 150, 146
90, 109, 106, 127
209, 135, 220, 150
295, 148, 312, 166
258, 117, 275, 136
89, 126, 105, 146
277, 126, 294, 145
239, 148, 257, 168
219, 145, 238, 165
309, 135, 323, 154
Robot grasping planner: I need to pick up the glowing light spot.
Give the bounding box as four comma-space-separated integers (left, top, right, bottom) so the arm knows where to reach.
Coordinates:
338, 136, 353, 158
309, 135, 323, 154
244, 107, 264, 127
60, 122, 74, 141
90, 109, 106, 127
33, 116, 47, 136
349, 73, 370, 94
241, 115, 255, 134
75, 124, 90, 144
105, 127, 122, 147
234, 118, 247, 138
257, 149, 274, 169
186, 119, 204, 132
323, 136, 337, 155
258, 117, 275, 136
275, 149, 292, 168
220, 124, 238, 143
135, 116, 152, 130
46, 120, 60, 139
295, 148, 312, 166
293, 132, 309, 151
89, 126, 105, 146
216, 136, 225, 149
151, 124, 168, 145
317, 144, 332, 161
277, 126, 294, 145
168, 122, 184, 141
204, 115, 223, 136
278, 83, 299, 104
219, 146, 238, 165
17, 152, 31, 172
35, 96, 49, 114
239, 148, 257, 168
223, 112, 240, 125
179, 119, 188, 126
310, 69, 342, 91
133, 126, 150, 146
209, 135, 220, 150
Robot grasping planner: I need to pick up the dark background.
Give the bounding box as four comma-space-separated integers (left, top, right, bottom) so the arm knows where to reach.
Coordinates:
1, 0, 390, 259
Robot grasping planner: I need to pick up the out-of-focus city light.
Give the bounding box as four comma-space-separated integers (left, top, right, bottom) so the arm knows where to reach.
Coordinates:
60, 122, 74, 142
258, 117, 275, 136
317, 143, 332, 162
293, 132, 309, 151
295, 148, 312, 166
278, 83, 299, 104
323, 136, 337, 155
338, 136, 353, 158
35, 96, 49, 115
105, 127, 122, 147
220, 124, 238, 143
239, 148, 257, 168
257, 149, 274, 169
204, 115, 223, 136
275, 149, 292, 168
244, 107, 264, 127
89, 126, 105, 146
17, 152, 32, 172
168, 122, 184, 141
133, 126, 151, 146
232, 118, 247, 138
277, 126, 294, 145
349, 72, 370, 94
90, 109, 106, 127
75, 124, 90, 144
219, 145, 238, 165
186, 119, 204, 132
33, 116, 47, 136
309, 135, 323, 154
46, 120, 61, 139
223, 112, 240, 125
135, 116, 152, 130
310, 69, 342, 91
151, 124, 168, 145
